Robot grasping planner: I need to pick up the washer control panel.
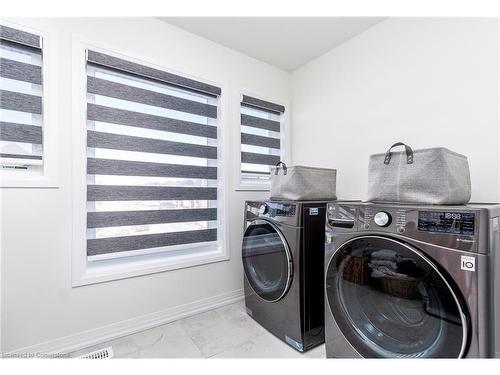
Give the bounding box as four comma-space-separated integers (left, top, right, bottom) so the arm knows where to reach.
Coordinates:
326, 202, 481, 253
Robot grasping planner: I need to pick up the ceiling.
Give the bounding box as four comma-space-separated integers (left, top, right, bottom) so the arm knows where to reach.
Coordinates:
159, 17, 385, 71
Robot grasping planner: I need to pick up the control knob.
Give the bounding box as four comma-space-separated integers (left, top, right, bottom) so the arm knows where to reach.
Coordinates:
258, 204, 268, 215
374, 211, 392, 227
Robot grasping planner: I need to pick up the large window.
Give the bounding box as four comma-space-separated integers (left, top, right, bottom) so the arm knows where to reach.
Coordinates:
239, 95, 285, 187
0, 25, 43, 172
81, 49, 222, 276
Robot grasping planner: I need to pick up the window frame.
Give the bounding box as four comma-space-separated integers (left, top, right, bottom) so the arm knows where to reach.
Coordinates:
235, 90, 288, 191
71, 36, 229, 287
0, 19, 59, 188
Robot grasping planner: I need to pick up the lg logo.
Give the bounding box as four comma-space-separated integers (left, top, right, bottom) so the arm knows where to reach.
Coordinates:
461, 256, 476, 272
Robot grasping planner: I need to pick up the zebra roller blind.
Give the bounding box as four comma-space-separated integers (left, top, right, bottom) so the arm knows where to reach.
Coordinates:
85, 50, 221, 260
240, 95, 284, 182
0, 25, 43, 167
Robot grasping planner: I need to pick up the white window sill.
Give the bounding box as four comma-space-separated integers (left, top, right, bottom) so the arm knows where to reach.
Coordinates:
235, 182, 271, 192
1, 168, 59, 188
72, 243, 229, 287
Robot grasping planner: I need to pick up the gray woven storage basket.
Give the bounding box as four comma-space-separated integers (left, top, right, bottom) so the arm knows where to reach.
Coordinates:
270, 162, 337, 201
367, 142, 471, 205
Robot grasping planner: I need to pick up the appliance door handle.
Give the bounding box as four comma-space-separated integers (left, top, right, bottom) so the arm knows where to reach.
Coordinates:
328, 218, 355, 228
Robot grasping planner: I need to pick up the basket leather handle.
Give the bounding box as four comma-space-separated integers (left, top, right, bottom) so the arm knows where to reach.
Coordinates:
274, 161, 287, 175
384, 142, 414, 165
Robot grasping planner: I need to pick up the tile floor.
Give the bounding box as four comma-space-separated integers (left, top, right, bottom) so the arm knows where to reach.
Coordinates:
70, 300, 326, 359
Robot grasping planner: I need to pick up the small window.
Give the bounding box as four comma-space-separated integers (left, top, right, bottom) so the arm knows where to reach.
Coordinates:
239, 94, 285, 187
0, 25, 43, 173
84, 50, 222, 265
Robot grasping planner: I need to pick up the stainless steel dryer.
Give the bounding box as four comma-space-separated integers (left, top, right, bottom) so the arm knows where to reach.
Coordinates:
324, 201, 500, 358
243, 200, 327, 352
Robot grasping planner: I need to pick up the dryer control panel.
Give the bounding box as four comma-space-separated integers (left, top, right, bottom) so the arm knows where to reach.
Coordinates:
245, 201, 300, 226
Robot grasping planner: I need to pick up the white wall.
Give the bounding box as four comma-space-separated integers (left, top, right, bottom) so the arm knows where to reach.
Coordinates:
291, 18, 499, 203
0, 17, 290, 351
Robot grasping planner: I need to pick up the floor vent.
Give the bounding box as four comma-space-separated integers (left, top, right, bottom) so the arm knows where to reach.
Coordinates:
78, 346, 114, 359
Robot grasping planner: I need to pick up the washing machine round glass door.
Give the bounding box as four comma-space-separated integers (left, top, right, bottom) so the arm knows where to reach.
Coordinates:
242, 219, 293, 302
326, 235, 469, 358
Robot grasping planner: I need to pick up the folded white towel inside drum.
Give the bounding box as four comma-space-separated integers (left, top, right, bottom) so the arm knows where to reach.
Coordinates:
370, 259, 398, 270
368, 264, 408, 279
371, 249, 400, 262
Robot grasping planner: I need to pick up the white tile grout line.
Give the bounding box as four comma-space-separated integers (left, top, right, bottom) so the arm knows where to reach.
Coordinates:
179, 300, 257, 359
204, 306, 272, 358
180, 302, 228, 358
179, 324, 207, 359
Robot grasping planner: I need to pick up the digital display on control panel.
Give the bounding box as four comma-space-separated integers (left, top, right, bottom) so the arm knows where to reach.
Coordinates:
417, 211, 475, 235
269, 203, 296, 217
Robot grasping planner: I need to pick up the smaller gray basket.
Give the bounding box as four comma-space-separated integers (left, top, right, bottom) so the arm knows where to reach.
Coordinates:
270, 162, 337, 201
367, 142, 471, 205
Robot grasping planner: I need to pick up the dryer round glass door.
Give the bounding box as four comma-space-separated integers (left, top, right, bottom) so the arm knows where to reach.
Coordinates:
326, 236, 469, 358
242, 219, 293, 302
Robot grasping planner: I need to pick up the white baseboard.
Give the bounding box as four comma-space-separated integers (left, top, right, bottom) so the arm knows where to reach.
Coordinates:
9, 288, 244, 355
